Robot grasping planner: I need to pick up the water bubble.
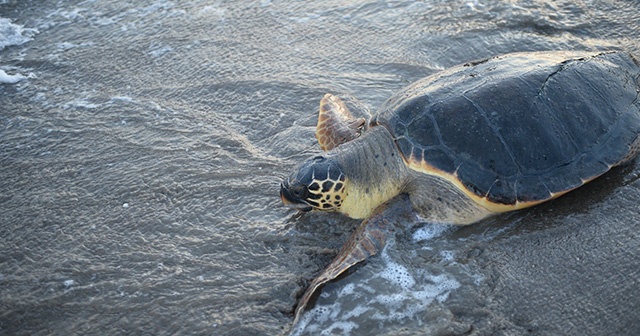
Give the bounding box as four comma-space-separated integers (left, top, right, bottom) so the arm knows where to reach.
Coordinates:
440, 250, 455, 261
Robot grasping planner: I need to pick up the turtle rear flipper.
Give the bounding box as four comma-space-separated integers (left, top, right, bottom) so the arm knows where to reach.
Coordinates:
316, 94, 366, 151
292, 194, 416, 326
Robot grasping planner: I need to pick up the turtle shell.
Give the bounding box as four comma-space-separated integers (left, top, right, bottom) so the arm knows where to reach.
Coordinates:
375, 51, 640, 211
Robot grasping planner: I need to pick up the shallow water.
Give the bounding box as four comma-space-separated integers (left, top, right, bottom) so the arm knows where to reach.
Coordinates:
1, 0, 639, 335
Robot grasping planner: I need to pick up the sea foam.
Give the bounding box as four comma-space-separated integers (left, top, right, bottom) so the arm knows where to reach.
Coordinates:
0, 17, 38, 51
0, 69, 32, 84
291, 241, 463, 335
0, 18, 38, 84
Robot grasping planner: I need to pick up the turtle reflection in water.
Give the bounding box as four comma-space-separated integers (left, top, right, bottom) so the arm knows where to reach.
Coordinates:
280, 51, 640, 323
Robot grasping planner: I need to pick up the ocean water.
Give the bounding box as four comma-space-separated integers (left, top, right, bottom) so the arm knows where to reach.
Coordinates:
1, 0, 639, 335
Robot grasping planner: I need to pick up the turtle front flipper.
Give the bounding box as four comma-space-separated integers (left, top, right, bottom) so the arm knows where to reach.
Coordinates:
316, 94, 366, 151
292, 194, 416, 326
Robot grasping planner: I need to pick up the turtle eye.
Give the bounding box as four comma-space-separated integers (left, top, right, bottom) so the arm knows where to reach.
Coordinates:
290, 184, 309, 200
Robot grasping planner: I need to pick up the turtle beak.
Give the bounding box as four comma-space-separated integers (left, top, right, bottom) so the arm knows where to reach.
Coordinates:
280, 182, 312, 212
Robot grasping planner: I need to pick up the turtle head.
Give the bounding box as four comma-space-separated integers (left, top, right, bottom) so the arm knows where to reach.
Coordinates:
280, 156, 347, 213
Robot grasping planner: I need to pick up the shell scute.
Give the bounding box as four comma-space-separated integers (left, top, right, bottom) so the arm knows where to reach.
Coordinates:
485, 178, 517, 205
514, 176, 552, 203
406, 112, 439, 148
456, 161, 497, 199
408, 146, 422, 164
431, 96, 519, 177
574, 154, 609, 182
396, 137, 414, 160
422, 147, 455, 173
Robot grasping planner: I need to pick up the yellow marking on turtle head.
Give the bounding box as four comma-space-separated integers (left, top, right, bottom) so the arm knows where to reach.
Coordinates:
305, 176, 348, 212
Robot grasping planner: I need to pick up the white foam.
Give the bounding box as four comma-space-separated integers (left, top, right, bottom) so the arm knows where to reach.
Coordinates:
293, 242, 467, 334
429, 274, 461, 303
139, 1, 177, 17
412, 223, 452, 242
0, 69, 30, 84
440, 250, 455, 261
465, 0, 485, 10
29, 92, 52, 107
374, 247, 461, 321
380, 251, 415, 290
57, 41, 77, 51
111, 96, 134, 103
56, 41, 93, 51
0, 17, 38, 51
342, 304, 369, 320
92, 16, 117, 26
338, 282, 356, 296
198, 5, 227, 18
291, 304, 339, 336
320, 321, 358, 335
63, 99, 100, 109
472, 273, 485, 286
149, 44, 173, 57
291, 301, 360, 336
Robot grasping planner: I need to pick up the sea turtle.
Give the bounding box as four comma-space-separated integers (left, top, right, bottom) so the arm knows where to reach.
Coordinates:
280, 50, 640, 322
